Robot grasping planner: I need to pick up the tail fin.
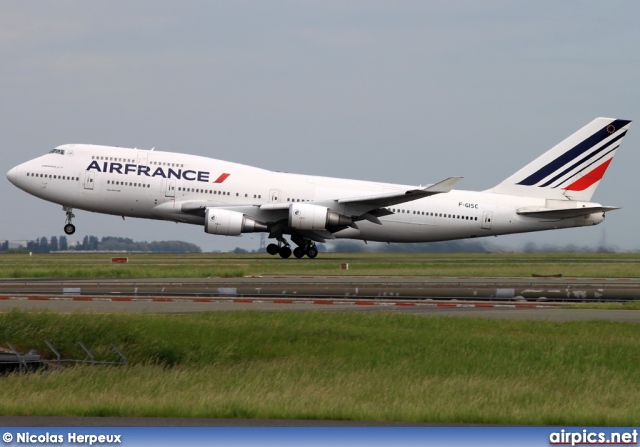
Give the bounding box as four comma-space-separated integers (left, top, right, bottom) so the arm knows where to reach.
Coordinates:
487, 117, 631, 201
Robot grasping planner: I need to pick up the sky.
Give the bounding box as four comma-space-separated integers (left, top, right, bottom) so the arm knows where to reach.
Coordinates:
2, 1, 639, 253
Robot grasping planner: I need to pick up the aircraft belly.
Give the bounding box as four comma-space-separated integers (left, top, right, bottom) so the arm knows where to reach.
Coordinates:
345, 220, 443, 243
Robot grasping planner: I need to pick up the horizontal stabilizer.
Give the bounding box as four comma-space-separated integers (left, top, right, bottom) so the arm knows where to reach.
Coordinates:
517, 205, 619, 219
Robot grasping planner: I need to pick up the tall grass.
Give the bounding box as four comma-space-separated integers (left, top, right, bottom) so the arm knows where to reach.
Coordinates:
0, 310, 639, 424
1, 252, 640, 278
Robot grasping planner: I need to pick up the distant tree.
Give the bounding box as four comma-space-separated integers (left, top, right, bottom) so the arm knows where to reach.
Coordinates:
59, 236, 68, 251
19, 234, 203, 253
330, 241, 370, 253
27, 238, 45, 254
381, 241, 492, 253
89, 236, 99, 250
39, 237, 49, 253
329, 239, 492, 254
50, 236, 59, 252
0, 240, 8, 252
148, 240, 202, 253
99, 237, 135, 251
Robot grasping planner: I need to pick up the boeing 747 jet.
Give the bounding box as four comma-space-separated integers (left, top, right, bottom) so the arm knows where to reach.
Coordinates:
6, 117, 631, 258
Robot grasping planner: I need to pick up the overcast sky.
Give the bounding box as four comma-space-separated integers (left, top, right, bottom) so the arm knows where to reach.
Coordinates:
2, 1, 639, 252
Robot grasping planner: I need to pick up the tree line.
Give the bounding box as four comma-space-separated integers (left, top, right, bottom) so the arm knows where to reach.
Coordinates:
1, 236, 202, 253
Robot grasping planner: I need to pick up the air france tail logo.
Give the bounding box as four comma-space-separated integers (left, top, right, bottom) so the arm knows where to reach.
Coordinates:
516, 119, 630, 191
86, 161, 230, 184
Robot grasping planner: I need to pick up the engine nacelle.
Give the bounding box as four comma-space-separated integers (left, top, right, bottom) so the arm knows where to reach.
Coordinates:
205, 208, 268, 236
289, 203, 352, 230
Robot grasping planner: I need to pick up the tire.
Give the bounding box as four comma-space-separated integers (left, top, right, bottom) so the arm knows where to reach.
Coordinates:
293, 247, 305, 258
64, 224, 76, 235
307, 246, 318, 258
279, 246, 292, 259
266, 244, 279, 255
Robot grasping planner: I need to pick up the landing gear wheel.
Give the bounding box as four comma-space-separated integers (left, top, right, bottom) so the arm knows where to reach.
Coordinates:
63, 206, 76, 235
293, 247, 305, 258
279, 246, 292, 259
266, 243, 279, 255
307, 246, 318, 258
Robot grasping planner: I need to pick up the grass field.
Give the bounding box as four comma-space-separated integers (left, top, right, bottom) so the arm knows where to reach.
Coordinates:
2, 253, 638, 424
1, 310, 640, 425
1, 252, 640, 278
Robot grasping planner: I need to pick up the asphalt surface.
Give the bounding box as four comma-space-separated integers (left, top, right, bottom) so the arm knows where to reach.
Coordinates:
1, 276, 639, 301
1, 277, 639, 322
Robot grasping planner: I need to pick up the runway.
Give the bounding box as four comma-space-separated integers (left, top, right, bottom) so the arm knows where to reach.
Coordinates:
1, 275, 639, 301
1, 277, 640, 322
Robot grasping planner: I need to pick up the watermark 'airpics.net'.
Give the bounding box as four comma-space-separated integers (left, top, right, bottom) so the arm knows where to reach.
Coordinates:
549, 429, 638, 446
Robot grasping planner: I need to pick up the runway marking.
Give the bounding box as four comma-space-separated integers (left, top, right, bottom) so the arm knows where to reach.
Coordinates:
0, 295, 553, 309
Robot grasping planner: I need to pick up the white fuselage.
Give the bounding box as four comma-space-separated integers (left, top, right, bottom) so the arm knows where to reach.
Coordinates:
7, 144, 604, 244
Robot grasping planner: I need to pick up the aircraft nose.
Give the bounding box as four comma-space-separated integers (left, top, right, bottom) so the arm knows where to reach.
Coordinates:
6, 166, 18, 185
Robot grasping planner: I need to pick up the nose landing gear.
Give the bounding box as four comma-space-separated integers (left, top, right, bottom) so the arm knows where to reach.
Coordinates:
63, 207, 76, 235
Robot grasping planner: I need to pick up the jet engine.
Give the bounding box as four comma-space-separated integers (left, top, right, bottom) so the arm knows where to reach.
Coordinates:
205, 208, 268, 236
288, 203, 352, 230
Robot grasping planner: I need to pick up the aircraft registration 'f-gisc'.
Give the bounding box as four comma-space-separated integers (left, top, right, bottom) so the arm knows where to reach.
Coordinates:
5, 118, 632, 258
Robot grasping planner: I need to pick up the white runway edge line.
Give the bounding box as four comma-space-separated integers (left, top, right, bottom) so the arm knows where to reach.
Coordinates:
0, 295, 552, 309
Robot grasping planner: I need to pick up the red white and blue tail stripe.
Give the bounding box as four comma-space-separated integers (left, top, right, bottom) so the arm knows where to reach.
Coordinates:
488, 118, 631, 201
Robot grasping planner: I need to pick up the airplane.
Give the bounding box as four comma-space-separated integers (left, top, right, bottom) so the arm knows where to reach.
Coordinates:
6, 117, 631, 258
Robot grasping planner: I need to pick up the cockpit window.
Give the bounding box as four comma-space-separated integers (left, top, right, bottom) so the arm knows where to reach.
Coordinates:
48, 149, 65, 155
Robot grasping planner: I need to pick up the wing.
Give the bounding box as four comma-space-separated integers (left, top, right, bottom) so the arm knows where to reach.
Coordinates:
258, 176, 461, 222
170, 177, 461, 242
337, 176, 462, 208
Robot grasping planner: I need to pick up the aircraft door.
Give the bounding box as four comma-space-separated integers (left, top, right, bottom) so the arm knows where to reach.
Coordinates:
269, 189, 279, 204
137, 151, 148, 166
482, 211, 493, 230
165, 180, 176, 198
84, 172, 95, 190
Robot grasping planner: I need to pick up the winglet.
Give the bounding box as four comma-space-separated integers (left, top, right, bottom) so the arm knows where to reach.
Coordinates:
422, 176, 463, 194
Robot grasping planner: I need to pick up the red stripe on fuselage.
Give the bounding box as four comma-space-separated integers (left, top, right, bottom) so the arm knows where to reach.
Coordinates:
213, 173, 230, 183
563, 159, 612, 191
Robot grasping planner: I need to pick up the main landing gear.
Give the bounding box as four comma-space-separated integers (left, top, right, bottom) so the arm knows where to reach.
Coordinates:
63, 207, 76, 235
266, 241, 292, 259
293, 242, 318, 259
266, 238, 318, 259
267, 243, 290, 258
